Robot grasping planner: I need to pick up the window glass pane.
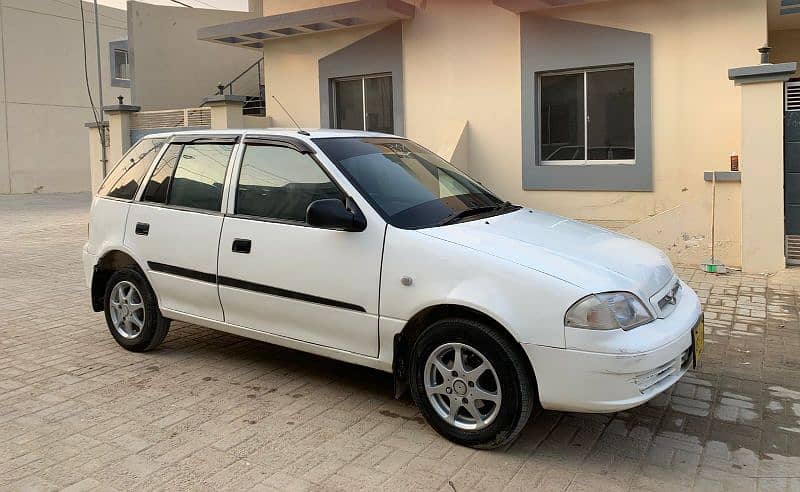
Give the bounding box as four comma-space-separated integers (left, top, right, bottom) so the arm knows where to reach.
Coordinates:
587, 68, 634, 161
114, 49, 129, 80
236, 145, 343, 222
98, 138, 165, 199
168, 144, 232, 211
365, 76, 393, 134
540, 73, 584, 161
334, 79, 364, 130
142, 144, 182, 203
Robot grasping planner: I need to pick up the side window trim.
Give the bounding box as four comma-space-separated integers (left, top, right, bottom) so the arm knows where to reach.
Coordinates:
134, 135, 177, 202
97, 137, 167, 201
136, 133, 243, 213
228, 142, 354, 228
160, 144, 184, 206
140, 143, 185, 205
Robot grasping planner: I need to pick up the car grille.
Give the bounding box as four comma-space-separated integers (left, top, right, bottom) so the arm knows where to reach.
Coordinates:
635, 347, 692, 394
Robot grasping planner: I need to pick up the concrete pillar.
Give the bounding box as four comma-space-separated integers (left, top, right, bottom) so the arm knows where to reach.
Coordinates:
729, 61, 797, 274
85, 121, 108, 194
202, 95, 246, 130
102, 103, 140, 171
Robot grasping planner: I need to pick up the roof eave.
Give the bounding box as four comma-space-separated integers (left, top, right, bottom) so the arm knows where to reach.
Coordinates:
197, 0, 414, 50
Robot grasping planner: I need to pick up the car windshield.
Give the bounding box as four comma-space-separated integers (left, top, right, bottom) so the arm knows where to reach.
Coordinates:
314, 137, 508, 229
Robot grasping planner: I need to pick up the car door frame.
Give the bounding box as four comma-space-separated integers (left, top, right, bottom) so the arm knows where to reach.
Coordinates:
126, 132, 244, 318
217, 132, 389, 357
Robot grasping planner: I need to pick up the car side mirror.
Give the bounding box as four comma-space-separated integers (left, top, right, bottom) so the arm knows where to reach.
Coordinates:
306, 198, 366, 232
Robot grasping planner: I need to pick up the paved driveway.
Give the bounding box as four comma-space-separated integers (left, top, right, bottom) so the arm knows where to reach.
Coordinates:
1, 193, 799, 491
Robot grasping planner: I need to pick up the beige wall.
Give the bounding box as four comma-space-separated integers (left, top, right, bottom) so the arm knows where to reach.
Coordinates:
404, 0, 764, 267
128, 2, 260, 111
542, 0, 764, 267
260, 0, 351, 16
259, 0, 766, 267
0, 0, 129, 194
770, 28, 800, 77
262, 24, 385, 129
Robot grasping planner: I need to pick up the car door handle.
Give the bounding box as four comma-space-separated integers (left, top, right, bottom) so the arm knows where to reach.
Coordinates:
232, 238, 251, 254
135, 222, 150, 236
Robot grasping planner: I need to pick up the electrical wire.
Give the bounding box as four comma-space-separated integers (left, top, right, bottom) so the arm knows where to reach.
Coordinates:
187, 0, 221, 9
79, 0, 106, 151
49, 0, 126, 28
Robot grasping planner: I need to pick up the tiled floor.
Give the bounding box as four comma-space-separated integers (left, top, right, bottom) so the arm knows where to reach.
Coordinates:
1, 193, 799, 491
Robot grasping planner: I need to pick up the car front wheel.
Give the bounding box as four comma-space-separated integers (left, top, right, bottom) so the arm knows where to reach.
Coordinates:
103, 268, 170, 352
409, 317, 538, 449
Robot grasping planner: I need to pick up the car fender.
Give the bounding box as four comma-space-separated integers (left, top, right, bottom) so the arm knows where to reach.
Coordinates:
380, 226, 586, 348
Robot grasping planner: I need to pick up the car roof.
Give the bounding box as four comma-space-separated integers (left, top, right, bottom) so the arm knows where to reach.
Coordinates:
142, 128, 399, 141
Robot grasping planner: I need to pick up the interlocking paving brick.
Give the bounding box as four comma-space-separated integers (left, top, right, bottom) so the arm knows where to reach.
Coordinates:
1, 193, 799, 490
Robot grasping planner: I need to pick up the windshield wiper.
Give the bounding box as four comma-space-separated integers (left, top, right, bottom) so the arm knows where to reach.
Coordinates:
437, 206, 499, 226
493, 201, 517, 212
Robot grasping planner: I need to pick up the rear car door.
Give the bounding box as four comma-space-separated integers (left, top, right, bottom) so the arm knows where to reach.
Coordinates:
217, 138, 384, 356
125, 135, 238, 321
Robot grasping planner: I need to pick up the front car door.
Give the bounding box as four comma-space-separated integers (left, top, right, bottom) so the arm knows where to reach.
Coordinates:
217, 136, 384, 357
125, 135, 239, 321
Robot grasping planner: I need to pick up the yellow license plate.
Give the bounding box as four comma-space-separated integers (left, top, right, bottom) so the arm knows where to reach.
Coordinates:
692, 314, 704, 366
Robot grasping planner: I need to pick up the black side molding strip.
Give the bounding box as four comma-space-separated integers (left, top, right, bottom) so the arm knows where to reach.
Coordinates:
218, 276, 366, 313
147, 261, 217, 284
146, 261, 366, 313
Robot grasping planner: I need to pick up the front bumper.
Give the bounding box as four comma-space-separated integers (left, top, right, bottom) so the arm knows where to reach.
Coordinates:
525, 282, 702, 413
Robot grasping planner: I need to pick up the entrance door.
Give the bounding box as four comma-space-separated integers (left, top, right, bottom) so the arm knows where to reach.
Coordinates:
785, 81, 800, 264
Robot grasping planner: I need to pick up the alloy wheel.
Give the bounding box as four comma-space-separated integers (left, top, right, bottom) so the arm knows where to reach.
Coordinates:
423, 342, 502, 430
109, 280, 145, 339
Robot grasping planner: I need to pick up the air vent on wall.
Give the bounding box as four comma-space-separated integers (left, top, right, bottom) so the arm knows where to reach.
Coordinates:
787, 81, 800, 112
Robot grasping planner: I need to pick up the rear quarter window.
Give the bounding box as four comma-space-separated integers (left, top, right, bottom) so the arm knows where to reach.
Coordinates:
97, 138, 166, 200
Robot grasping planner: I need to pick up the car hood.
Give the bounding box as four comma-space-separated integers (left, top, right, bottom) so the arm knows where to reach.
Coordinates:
419, 208, 674, 297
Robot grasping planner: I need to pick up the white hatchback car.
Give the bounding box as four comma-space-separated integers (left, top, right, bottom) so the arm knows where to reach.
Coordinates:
84, 129, 704, 449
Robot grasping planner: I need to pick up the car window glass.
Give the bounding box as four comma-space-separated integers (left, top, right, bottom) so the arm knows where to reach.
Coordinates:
168, 143, 233, 212
142, 144, 182, 204
314, 137, 500, 229
236, 145, 343, 223
98, 138, 166, 199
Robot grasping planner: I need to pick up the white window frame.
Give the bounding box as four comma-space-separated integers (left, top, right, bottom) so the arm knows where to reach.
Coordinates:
332, 73, 392, 132
539, 65, 635, 166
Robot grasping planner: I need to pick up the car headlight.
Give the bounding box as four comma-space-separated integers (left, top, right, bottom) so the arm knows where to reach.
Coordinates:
565, 292, 654, 330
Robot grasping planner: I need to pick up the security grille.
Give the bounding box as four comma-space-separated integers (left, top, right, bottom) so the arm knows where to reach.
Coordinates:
787, 81, 800, 112
786, 235, 800, 265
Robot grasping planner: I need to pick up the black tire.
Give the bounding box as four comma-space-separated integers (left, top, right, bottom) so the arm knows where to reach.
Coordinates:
408, 318, 538, 449
103, 268, 170, 352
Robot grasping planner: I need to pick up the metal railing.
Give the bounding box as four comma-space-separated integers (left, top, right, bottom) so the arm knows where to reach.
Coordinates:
216, 57, 265, 117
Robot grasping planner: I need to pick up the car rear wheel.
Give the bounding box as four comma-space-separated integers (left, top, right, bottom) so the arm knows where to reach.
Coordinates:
104, 268, 170, 352
409, 317, 538, 449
